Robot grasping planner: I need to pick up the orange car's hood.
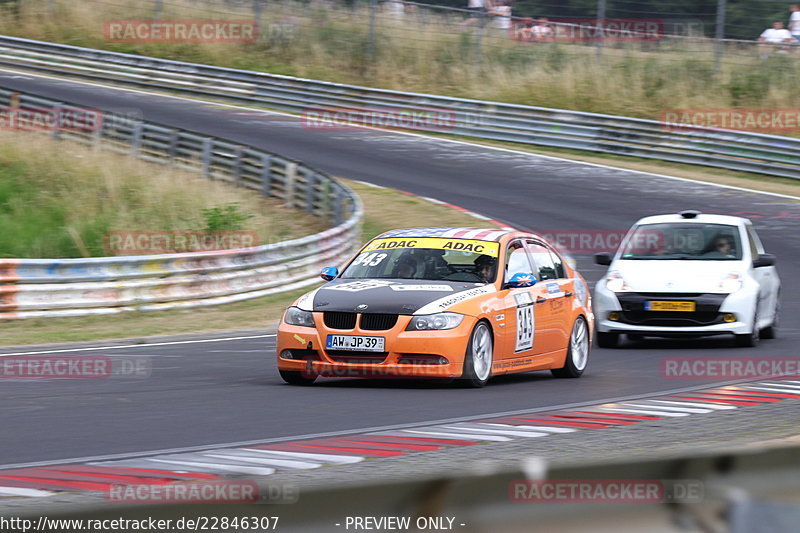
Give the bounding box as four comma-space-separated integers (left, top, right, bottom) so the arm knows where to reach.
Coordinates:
311, 279, 488, 314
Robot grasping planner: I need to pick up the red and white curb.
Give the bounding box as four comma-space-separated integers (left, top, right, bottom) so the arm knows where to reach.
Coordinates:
2, 378, 799, 499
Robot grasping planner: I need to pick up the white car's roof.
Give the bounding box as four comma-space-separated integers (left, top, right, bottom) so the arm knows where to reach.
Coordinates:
633, 213, 748, 226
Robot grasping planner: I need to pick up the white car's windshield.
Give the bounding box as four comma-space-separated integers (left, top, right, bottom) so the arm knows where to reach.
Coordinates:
620, 223, 743, 260
340, 246, 498, 283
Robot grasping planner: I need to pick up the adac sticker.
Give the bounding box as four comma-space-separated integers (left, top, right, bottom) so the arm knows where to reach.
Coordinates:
363, 238, 499, 257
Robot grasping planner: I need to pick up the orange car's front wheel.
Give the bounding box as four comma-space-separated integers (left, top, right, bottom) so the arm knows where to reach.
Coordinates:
551, 316, 589, 379
461, 321, 493, 388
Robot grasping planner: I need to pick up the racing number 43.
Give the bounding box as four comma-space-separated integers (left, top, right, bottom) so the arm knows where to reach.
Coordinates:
352, 252, 388, 267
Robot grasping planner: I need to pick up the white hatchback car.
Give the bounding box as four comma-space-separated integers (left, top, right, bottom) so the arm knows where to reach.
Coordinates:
593, 211, 780, 348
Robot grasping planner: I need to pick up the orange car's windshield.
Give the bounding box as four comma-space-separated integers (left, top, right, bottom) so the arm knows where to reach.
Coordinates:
340, 247, 498, 283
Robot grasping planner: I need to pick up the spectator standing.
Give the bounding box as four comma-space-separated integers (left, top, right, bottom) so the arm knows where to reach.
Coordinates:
462, 0, 492, 27
491, 1, 512, 31
790, 5, 800, 43
758, 20, 794, 57
468, 0, 488, 15
386, 0, 404, 16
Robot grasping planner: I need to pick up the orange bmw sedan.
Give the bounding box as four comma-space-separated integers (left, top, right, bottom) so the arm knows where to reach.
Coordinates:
277, 227, 594, 387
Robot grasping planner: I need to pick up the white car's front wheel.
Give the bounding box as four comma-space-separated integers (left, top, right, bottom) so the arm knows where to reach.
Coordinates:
596, 331, 620, 349
734, 310, 760, 348
761, 296, 779, 340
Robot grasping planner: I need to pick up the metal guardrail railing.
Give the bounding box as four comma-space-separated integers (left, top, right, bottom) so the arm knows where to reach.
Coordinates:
0, 88, 362, 320
0, 35, 796, 179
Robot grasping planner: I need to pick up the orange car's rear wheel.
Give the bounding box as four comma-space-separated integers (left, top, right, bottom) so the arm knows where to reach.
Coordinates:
461, 321, 493, 388
551, 316, 589, 378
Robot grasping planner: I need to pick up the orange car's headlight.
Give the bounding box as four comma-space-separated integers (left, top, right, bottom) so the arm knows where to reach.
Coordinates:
284, 307, 315, 328
406, 313, 464, 331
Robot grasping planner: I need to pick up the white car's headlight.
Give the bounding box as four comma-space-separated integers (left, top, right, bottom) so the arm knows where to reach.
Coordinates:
605, 271, 630, 292
284, 306, 315, 327
406, 313, 464, 331
718, 272, 743, 293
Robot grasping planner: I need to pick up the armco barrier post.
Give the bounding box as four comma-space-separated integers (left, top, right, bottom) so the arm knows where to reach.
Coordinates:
92, 118, 104, 150
233, 145, 244, 185
322, 178, 332, 221
131, 121, 144, 158
305, 171, 316, 214
334, 187, 344, 226
284, 162, 298, 208
261, 154, 272, 196
201, 137, 213, 179
51, 104, 63, 141
167, 130, 178, 162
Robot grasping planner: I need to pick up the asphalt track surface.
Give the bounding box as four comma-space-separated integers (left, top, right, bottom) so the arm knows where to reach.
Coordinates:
0, 71, 798, 466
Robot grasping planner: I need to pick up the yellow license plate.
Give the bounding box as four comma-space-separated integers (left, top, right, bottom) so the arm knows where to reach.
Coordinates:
645, 300, 696, 312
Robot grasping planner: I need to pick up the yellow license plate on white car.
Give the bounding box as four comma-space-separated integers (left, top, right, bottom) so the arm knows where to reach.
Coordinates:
645, 301, 696, 312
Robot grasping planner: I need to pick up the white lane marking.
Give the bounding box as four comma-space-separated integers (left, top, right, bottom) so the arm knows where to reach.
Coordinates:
240, 449, 363, 465
202, 453, 320, 470
439, 425, 548, 438
590, 407, 689, 417
647, 400, 736, 410
419, 196, 446, 205
207, 350, 267, 353
0, 334, 276, 357
1, 67, 796, 202
478, 423, 575, 433
0, 487, 54, 497
369, 430, 481, 442
401, 430, 510, 442
352, 180, 387, 189
756, 382, 800, 390
148, 458, 275, 476
620, 403, 712, 414
734, 385, 800, 394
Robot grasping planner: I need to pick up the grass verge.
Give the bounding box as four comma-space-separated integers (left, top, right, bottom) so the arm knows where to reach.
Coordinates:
0, 132, 325, 258
0, 179, 488, 346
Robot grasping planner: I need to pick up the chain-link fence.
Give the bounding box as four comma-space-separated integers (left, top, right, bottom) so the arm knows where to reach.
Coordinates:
5, 0, 798, 70
2, 1, 798, 124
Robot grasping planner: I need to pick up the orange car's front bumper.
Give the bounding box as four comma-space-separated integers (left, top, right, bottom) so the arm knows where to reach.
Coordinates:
276, 314, 476, 379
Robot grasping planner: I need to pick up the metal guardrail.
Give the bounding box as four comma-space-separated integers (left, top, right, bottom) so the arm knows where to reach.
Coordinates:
0, 88, 362, 320
0, 35, 797, 179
